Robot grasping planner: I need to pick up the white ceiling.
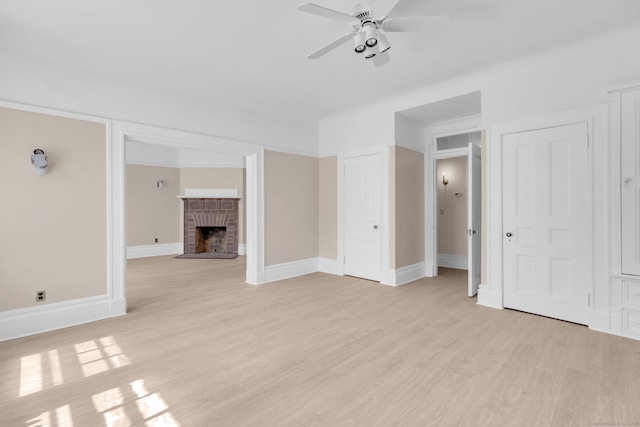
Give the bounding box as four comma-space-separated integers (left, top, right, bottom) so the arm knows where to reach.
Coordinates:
1, 0, 639, 128
398, 91, 481, 126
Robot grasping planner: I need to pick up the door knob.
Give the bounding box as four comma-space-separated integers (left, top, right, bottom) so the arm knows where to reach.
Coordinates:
373, 225, 378, 230
506, 232, 512, 237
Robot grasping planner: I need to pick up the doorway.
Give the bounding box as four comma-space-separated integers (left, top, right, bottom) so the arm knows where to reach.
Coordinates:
432, 139, 482, 297
108, 122, 264, 316
435, 156, 468, 271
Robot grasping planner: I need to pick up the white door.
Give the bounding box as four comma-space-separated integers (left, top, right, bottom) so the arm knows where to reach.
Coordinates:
503, 123, 589, 325
621, 88, 640, 276
345, 154, 381, 281
467, 143, 481, 297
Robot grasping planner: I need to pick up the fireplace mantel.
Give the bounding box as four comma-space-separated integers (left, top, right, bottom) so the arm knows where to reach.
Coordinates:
177, 188, 240, 199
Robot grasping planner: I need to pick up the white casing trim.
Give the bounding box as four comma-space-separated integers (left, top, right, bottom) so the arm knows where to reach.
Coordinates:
0, 295, 124, 342
238, 243, 247, 256
477, 284, 504, 309
437, 254, 468, 270
588, 309, 611, 335
263, 258, 319, 284
385, 262, 426, 287
337, 144, 392, 285
127, 243, 182, 259
486, 104, 608, 316
318, 258, 343, 276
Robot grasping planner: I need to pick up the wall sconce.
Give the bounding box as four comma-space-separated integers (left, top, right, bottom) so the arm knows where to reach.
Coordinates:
31, 149, 48, 175
157, 180, 164, 189
441, 172, 449, 186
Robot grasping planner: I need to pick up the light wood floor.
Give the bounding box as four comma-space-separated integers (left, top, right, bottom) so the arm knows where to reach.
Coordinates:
2, 256, 640, 426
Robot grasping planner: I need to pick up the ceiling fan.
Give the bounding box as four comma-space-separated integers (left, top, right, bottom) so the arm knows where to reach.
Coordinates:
298, 0, 450, 66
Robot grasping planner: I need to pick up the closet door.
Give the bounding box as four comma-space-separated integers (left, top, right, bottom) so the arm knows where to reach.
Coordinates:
621, 88, 640, 276
503, 123, 589, 325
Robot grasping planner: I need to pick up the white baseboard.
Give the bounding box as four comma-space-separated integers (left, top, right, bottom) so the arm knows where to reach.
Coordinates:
238, 243, 246, 256
588, 310, 610, 334
0, 295, 125, 342
477, 284, 504, 309
384, 262, 426, 287
318, 258, 343, 276
263, 258, 319, 283
438, 253, 468, 270
127, 243, 182, 259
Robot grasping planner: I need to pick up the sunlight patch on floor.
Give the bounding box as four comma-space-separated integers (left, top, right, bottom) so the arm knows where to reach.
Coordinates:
26, 405, 73, 427
18, 336, 180, 426
92, 380, 180, 427
19, 353, 42, 397
75, 336, 131, 377
49, 349, 64, 386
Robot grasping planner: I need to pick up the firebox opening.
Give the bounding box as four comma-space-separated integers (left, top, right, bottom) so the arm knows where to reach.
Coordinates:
196, 226, 227, 254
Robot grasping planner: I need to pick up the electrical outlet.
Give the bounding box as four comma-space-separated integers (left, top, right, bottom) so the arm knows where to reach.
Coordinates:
36, 290, 46, 302
155, 238, 158, 243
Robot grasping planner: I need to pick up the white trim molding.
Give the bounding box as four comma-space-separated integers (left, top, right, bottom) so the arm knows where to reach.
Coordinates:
337, 144, 392, 285
238, 243, 247, 256
486, 104, 608, 318
0, 295, 119, 342
477, 284, 504, 309
127, 243, 182, 259
385, 262, 427, 287
437, 254, 468, 270
588, 309, 610, 335
111, 121, 266, 301
263, 258, 319, 284
318, 258, 343, 276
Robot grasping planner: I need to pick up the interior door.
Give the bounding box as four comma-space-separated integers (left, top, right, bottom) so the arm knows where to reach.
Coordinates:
503, 123, 589, 325
344, 153, 381, 281
467, 143, 481, 297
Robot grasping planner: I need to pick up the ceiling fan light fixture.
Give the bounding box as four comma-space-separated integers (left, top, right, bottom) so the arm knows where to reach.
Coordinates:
354, 31, 366, 53
364, 24, 378, 48
378, 33, 391, 54
364, 44, 378, 59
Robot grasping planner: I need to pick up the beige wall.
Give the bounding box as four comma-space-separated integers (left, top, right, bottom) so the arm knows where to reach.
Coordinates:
127, 165, 181, 246
393, 146, 425, 269
0, 107, 106, 311
179, 168, 246, 245
318, 156, 337, 260
436, 156, 467, 256
264, 150, 319, 265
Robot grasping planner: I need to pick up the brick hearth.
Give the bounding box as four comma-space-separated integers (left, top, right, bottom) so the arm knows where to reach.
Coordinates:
183, 198, 239, 255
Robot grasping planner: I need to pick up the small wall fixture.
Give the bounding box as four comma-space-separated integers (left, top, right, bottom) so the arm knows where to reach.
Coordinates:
441, 172, 449, 186
31, 149, 48, 175
157, 180, 164, 189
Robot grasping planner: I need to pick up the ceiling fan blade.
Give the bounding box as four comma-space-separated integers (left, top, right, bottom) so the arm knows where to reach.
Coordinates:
298, 3, 355, 23
372, 52, 391, 68
308, 33, 355, 59
382, 16, 450, 32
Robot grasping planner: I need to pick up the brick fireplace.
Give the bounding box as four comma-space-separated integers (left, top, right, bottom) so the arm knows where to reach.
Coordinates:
182, 198, 239, 255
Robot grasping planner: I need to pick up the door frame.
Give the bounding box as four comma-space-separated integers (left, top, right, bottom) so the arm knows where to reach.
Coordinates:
109, 121, 266, 316
337, 145, 390, 284
426, 125, 481, 278
482, 105, 608, 329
